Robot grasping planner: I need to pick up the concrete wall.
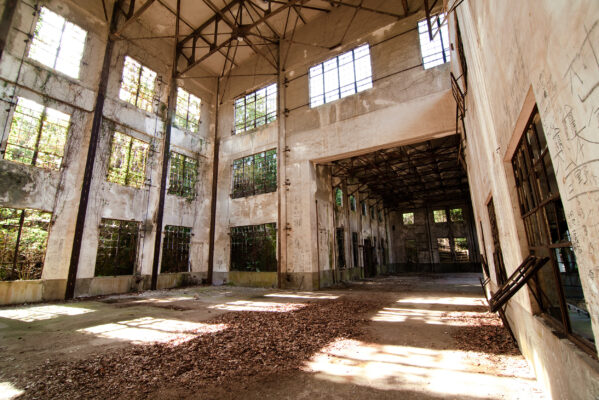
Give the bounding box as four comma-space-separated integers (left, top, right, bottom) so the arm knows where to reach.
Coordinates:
453, 1, 599, 398
0, 0, 215, 303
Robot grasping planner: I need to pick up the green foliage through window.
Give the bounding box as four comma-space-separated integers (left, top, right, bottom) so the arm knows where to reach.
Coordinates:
5, 97, 70, 170
168, 152, 198, 199
230, 223, 276, 272
28, 7, 87, 79
433, 209, 447, 223
454, 237, 469, 262
0, 207, 51, 281
402, 212, 414, 225
234, 84, 277, 134
95, 219, 140, 276
335, 188, 343, 207
175, 88, 201, 133
349, 195, 356, 212
119, 56, 156, 113
450, 208, 464, 222
107, 132, 149, 189
232, 149, 277, 198
161, 225, 191, 273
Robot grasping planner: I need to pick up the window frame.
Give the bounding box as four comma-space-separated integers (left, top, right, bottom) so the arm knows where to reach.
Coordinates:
161, 225, 191, 273
106, 131, 150, 189
231, 149, 277, 198
230, 223, 277, 272
119, 55, 157, 113
234, 83, 277, 134
174, 87, 201, 133
418, 13, 451, 70
94, 218, 140, 277
168, 151, 198, 199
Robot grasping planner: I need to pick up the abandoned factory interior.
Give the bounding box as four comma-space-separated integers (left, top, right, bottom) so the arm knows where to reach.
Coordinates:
0, 0, 598, 398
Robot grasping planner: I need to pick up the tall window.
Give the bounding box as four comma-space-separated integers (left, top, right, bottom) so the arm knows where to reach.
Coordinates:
487, 198, 507, 284
454, 238, 469, 262
28, 7, 87, 79
405, 239, 417, 263
230, 223, 276, 272
232, 149, 277, 198
107, 132, 149, 189
335, 188, 343, 207
119, 56, 156, 113
4, 97, 70, 170
95, 219, 140, 276
361, 201, 367, 216
512, 109, 593, 349
309, 44, 372, 108
352, 232, 359, 267
234, 84, 277, 134
418, 14, 450, 69
168, 152, 198, 199
175, 88, 201, 133
336, 227, 346, 269
437, 238, 452, 262
349, 195, 356, 212
161, 225, 191, 273
0, 208, 51, 281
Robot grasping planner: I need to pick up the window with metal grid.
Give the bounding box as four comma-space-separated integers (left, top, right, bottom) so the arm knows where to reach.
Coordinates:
230, 223, 277, 272
234, 83, 277, 134
175, 88, 201, 133
487, 198, 507, 284
95, 218, 140, 276
454, 237, 469, 263
418, 13, 450, 70
0, 207, 52, 281
107, 131, 149, 189
309, 43, 372, 108
4, 97, 70, 170
511, 108, 593, 349
119, 56, 157, 113
28, 7, 87, 79
161, 225, 191, 273
231, 149, 277, 198
437, 237, 452, 263
168, 152, 198, 199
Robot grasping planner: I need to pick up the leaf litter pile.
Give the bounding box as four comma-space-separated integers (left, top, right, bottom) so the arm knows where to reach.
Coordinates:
6, 298, 382, 399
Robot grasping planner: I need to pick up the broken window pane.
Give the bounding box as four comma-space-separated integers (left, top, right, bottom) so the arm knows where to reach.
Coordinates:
107, 132, 149, 189
28, 7, 87, 79
402, 212, 415, 225
310, 44, 372, 108
234, 84, 277, 134
231, 149, 277, 198
168, 152, 198, 199
0, 207, 52, 281
175, 88, 201, 133
418, 13, 451, 69
5, 97, 70, 170
119, 56, 156, 113
161, 225, 191, 273
450, 208, 464, 222
230, 223, 276, 272
433, 209, 447, 223
95, 219, 140, 276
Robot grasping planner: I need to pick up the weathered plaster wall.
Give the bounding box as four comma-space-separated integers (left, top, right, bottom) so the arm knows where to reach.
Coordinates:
454, 0, 599, 397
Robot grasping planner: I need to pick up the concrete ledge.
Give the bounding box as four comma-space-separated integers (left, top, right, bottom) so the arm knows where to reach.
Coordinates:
227, 271, 277, 288
0, 280, 43, 304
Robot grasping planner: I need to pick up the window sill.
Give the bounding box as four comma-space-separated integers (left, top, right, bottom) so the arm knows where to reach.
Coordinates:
536, 313, 597, 359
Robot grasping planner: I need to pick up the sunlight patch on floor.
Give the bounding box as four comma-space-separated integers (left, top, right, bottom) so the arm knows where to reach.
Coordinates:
304, 338, 542, 399
396, 296, 485, 307
264, 292, 339, 300
78, 317, 227, 344
0, 381, 24, 400
372, 307, 491, 326
0, 305, 95, 322
208, 300, 306, 312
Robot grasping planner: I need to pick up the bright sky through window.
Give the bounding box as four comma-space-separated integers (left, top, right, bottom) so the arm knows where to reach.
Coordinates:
309, 44, 372, 108
175, 88, 201, 133
28, 7, 87, 79
119, 56, 157, 113
234, 84, 277, 134
418, 14, 451, 69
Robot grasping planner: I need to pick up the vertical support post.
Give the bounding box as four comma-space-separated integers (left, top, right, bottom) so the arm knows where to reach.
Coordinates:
150, 0, 180, 290
344, 179, 351, 268
330, 172, 337, 284
206, 77, 220, 285
276, 40, 287, 289
424, 204, 434, 270
65, 1, 122, 299
315, 199, 320, 289
0, 0, 18, 61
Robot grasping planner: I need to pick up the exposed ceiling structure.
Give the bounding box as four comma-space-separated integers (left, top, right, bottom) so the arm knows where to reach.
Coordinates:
330, 135, 469, 211
111, 0, 423, 76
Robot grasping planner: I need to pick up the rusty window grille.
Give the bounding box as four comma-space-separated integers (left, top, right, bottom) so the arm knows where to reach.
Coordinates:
433, 209, 447, 223
4, 97, 70, 170
402, 212, 415, 225
336, 227, 346, 269
231, 149, 277, 198
230, 223, 276, 272
511, 108, 593, 349
28, 7, 87, 79
405, 239, 417, 263
0, 207, 51, 281
95, 218, 140, 276
349, 195, 356, 212
168, 152, 198, 199
335, 188, 343, 207
450, 208, 464, 222
107, 131, 149, 189
119, 56, 156, 113
352, 232, 359, 267
454, 237, 469, 263
437, 237, 452, 263
487, 198, 507, 284
234, 83, 277, 134
309, 44, 372, 108
418, 13, 450, 69
175, 88, 201, 133
161, 225, 191, 273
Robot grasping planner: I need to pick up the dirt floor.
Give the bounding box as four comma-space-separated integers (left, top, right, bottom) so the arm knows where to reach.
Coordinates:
0, 273, 546, 399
